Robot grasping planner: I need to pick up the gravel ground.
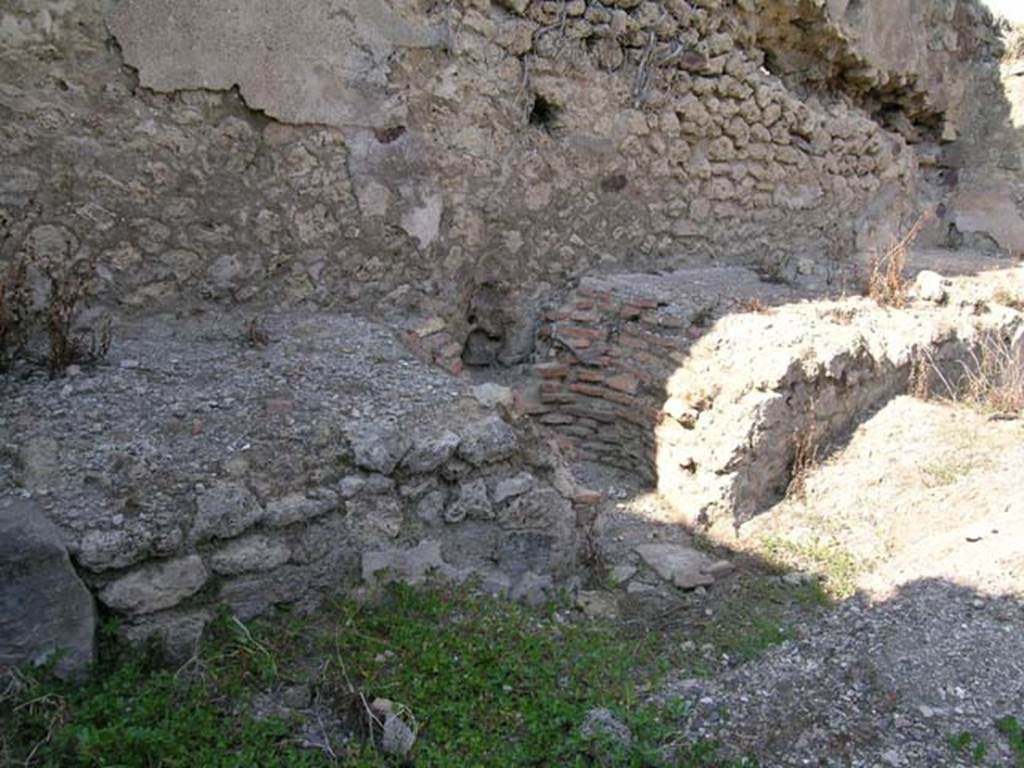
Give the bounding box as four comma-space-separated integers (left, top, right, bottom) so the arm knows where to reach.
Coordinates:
664, 581, 1024, 767
653, 397, 1024, 767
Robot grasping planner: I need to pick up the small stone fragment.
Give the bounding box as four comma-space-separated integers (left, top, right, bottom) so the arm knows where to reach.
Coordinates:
192, 482, 264, 541
402, 430, 461, 473
635, 544, 716, 590
457, 416, 518, 466
349, 424, 408, 475
492, 472, 535, 504
912, 270, 949, 304
99, 555, 209, 615
381, 713, 416, 757
580, 708, 632, 748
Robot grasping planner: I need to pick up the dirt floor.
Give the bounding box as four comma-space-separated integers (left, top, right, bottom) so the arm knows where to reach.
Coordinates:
590, 395, 1024, 766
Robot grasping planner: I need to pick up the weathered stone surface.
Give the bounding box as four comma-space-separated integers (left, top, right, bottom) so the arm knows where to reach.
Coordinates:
576, 590, 620, 620
503, 487, 572, 528
109, 0, 445, 129
492, 472, 535, 504
498, 531, 566, 578
347, 493, 405, 539
123, 610, 212, 665
218, 564, 320, 620
0, 498, 96, 678
635, 545, 716, 590
471, 383, 514, 409
402, 431, 461, 474
457, 416, 518, 466
192, 483, 264, 542
350, 425, 409, 476
445, 479, 493, 523
912, 271, 950, 304
264, 491, 337, 527
99, 555, 209, 614
210, 534, 291, 575
361, 539, 453, 585
509, 571, 554, 606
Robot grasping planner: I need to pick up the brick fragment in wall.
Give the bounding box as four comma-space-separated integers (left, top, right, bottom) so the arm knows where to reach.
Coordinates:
540, 391, 577, 405
539, 413, 576, 425
569, 382, 608, 399
559, 326, 607, 341
536, 363, 571, 379
564, 405, 617, 424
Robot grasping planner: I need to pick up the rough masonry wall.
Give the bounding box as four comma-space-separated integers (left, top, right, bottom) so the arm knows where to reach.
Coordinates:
2, 0, 974, 343
0, 312, 583, 662
519, 267, 801, 478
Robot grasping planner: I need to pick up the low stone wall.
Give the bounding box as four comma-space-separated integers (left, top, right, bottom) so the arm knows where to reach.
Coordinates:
524, 267, 1024, 532
0, 313, 581, 670
521, 268, 804, 477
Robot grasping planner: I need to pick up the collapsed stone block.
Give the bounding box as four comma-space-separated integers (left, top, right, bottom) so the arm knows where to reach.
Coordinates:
0, 498, 96, 678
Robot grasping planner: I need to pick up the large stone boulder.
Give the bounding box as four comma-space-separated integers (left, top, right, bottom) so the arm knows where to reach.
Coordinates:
0, 498, 96, 678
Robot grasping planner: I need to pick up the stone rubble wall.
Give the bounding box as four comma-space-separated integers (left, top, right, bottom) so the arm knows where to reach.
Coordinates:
520, 267, 1024, 532
517, 267, 803, 476
0, 314, 585, 668
2, 0, 1001, 348
94, 414, 581, 656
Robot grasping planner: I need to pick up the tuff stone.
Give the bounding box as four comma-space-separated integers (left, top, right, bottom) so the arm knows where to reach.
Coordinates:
350, 424, 409, 475
492, 472, 536, 504
445, 479, 493, 523
209, 534, 292, 575
0, 498, 96, 679
402, 431, 461, 474
265, 491, 338, 527
99, 555, 209, 615
457, 416, 518, 466
192, 483, 264, 542
361, 539, 454, 585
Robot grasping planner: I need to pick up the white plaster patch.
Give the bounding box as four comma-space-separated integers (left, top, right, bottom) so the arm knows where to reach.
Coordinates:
400, 193, 443, 249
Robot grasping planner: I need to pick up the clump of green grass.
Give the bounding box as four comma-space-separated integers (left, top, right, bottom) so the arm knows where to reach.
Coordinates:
1, 586, 758, 768
761, 536, 860, 600
920, 455, 979, 488
948, 729, 989, 764
695, 577, 822, 667
997, 715, 1024, 766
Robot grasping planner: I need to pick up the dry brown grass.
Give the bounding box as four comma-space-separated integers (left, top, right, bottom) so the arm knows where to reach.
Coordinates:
738, 297, 771, 314
44, 258, 111, 375
866, 212, 932, 308
0, 259, 28, 371
0, 254, 110, 376
245, 315, 271, 347
994, 288, 1024, 312
786, 419, 820, 502
919, 331, 1024, 415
